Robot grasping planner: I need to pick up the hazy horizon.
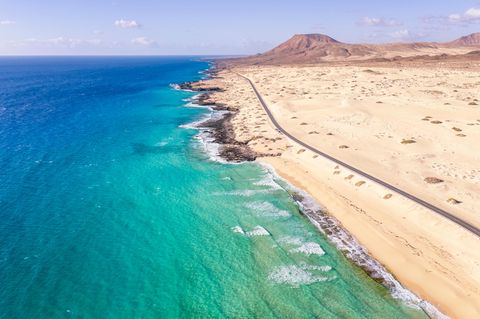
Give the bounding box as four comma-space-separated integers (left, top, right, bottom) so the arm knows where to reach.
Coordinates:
1, 0, 479, 55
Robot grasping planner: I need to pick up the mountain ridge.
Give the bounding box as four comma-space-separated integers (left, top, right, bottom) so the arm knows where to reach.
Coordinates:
230, 32, 480, 64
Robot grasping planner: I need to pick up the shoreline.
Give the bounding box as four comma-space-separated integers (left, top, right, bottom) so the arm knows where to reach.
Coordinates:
192, 62, 480, 318
262, 162, 445, 319
176, 66, 448, 318
177, 78, 268, 162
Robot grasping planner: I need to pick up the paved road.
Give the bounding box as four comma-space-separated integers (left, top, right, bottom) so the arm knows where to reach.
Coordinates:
237, 73, 480, 237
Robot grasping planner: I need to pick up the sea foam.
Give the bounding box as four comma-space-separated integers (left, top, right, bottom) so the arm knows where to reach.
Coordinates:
290, 242, 325, 256
274, 170, 449, 319
231, 226, 245, 235
232, 225, 270, 237
268, 265, 333, 287
246, 201, 291, 218
246, 226, 270, 237
252, 173, 283, 190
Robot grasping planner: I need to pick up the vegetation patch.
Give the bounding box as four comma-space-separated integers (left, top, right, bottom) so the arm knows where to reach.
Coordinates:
447, 198, 462, 205
363, 69, 382, 75
424, 177, 444, 184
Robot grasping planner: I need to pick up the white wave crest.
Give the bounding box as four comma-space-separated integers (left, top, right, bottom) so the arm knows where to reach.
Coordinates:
169, 83, 181, 90
302, 264, 333, 272
252, 174, 283, 190
231, 226, 245, 235
212, 189, 275, 197
277, 236, 304, 246
232, 225, 270, 237
246, 226, 270, 237
246, 201, 291, 218
268, 265, 333, 287
290, 242, 325, 256
193, 132, 225, 163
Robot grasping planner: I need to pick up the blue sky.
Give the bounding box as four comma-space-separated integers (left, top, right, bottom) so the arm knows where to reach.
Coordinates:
1, 0, 479, 55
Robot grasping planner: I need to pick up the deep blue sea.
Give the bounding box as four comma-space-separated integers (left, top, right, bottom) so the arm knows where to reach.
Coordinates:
0, 57, 429, 318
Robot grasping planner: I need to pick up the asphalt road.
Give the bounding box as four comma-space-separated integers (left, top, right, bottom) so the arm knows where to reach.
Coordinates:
237, 73, 480, 237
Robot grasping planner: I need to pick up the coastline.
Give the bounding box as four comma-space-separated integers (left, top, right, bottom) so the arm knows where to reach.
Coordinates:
261, 162, 447, 319
177, 77, 261, 162
193, 62, 480, 318
176, 65, 452, 318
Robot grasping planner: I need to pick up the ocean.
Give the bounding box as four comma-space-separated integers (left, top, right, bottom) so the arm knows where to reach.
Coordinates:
0, 57, 429, 318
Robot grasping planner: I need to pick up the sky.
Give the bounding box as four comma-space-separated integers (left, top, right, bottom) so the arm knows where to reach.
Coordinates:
1, 0, 480, 55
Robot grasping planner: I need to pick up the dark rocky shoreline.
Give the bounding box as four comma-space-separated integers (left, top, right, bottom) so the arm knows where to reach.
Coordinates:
200, 112, 258, 162
177, 82, 224, 93
178, 73, 260, 162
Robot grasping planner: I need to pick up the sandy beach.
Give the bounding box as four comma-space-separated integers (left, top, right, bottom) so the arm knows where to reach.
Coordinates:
194, 61, 480, 318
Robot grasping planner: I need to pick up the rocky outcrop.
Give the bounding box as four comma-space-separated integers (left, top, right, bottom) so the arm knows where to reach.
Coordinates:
200, 113, 258, 162
178, 75, 262, 163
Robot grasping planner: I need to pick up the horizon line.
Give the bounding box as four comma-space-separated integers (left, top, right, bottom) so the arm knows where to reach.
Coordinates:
0, 54, 246, 57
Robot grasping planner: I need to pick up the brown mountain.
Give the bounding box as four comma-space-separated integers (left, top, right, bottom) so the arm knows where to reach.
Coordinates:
249, 34, 376, 64
448, 32, 480, 46
228, 32, 480, 65
269, 34, 340, 51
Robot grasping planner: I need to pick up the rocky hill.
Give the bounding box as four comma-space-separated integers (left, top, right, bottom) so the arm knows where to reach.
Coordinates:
228, 32, 480, 65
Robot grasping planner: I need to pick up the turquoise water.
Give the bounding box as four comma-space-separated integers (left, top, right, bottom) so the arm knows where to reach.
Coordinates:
0, 57, 428, 318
